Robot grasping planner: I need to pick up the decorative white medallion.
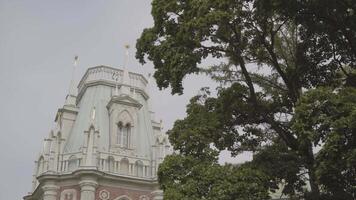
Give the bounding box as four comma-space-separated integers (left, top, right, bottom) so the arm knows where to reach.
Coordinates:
99, 189, 110, 200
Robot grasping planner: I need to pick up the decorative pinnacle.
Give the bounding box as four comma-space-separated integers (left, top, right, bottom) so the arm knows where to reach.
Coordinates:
123, 44, 130, 68
90, 106, 96, 122
121, 44, 131, 95
69, 55, 78, 94
112, 72, 119, 96
74, 55, 78, 66
65, 55, 78, 106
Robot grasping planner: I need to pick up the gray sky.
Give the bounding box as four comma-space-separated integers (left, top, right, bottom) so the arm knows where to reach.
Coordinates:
0, 1, 250, 199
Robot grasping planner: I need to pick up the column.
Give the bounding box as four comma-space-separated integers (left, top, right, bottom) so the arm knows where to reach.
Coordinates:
79, 177, 97, 200
42, 183, 59, 200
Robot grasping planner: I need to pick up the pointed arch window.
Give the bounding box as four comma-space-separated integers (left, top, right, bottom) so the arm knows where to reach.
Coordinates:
117, 122, 123, 145
117, 122, 131, 148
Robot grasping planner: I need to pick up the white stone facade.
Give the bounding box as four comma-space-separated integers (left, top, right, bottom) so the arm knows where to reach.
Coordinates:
24, 65, 171, 200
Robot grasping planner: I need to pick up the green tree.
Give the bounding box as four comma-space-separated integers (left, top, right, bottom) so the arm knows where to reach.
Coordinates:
136, 0, 356, 199
292, 87, 356, 199
159, 154, 271, 200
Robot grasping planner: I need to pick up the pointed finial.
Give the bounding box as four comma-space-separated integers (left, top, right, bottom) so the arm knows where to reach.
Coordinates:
90, 106, 96, 121
147, 72, 154, 85
69, 55, 78, 95
124, 44, 130, 68
121, 44, 131, 95
112, 72, 119, 96
74, 55, 79, 66
64, 55, 78, 106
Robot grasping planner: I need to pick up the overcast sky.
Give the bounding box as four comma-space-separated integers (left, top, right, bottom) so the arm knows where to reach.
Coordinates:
0, 1, 251, 199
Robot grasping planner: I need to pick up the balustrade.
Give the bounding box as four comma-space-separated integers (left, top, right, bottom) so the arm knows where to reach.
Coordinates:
77, 66, 148, 95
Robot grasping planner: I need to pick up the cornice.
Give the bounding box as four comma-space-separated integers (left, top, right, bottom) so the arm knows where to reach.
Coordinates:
55, 106, 79, 122
36, 168, 157, 185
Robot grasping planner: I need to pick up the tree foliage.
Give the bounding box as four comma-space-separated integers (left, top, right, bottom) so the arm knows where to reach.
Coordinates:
136, 0, 356, 199
159, 155, 270, 200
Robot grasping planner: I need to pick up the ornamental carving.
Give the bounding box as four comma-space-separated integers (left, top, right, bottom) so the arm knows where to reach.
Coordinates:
99, 189, 110, 200
60, 189, 77, 200
139, 195, 149, 200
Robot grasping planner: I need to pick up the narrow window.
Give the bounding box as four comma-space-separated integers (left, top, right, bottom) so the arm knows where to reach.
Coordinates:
122, 123, 130, 148
117, 122, 131, 148
117, 122, 123, 145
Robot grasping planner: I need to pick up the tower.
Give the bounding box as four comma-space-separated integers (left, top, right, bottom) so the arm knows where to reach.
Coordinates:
24, 63, 171, 200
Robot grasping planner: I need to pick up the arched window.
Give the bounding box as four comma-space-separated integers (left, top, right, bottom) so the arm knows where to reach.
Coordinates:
117, 122, 131, 148
123, 123, 130, 148
135, 160, 144, 177
68, 155, 79, 171
120, 158, 129, 175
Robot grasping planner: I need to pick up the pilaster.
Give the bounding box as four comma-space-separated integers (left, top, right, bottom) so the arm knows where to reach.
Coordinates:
42, 183, 59, 200
79, 177, 98, 200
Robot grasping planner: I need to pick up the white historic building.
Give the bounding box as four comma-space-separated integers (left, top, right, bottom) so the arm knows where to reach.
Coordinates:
24, 64, 171, 200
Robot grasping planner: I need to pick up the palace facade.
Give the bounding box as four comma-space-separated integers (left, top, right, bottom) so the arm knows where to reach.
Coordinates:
24, 65, 171, 200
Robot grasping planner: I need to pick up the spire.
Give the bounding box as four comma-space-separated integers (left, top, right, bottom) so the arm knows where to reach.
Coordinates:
121, 45, 131, 95
64, 56, 78, 106
147, 72, 154, 110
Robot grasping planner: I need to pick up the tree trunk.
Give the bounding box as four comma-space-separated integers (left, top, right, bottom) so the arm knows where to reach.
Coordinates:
307, 166, 321, 200
305, 144, 321, 200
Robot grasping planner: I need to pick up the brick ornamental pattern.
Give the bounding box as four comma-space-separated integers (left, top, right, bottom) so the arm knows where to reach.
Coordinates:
95, 185, 153, 200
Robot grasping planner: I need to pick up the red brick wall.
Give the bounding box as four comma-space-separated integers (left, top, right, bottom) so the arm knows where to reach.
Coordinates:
58, 184, 153, 200
96, 185, 153, 200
